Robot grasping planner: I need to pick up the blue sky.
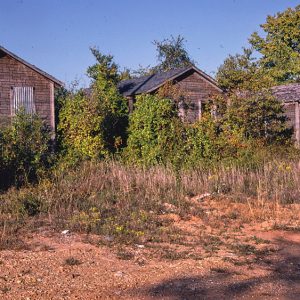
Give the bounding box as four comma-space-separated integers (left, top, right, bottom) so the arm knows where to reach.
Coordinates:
0, 0, 299, 87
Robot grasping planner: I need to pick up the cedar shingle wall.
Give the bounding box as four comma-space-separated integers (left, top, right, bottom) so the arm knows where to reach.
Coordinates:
175, 70, 221, 122
0, 53, 52, 127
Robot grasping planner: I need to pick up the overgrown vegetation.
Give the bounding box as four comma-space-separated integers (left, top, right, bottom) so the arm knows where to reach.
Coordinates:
1, 160, 300, 250
0, 111, 52, 190
58, 48, 128, 163
0, 5, 300, 255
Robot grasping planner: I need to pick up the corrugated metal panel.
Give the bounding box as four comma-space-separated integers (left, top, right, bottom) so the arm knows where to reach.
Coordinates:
13, 87, 35, 115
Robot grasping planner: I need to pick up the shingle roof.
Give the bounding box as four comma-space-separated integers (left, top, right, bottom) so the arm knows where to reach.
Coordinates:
118, 66, 222, 96
272, 83, 300, 103
0, 45, 63, 86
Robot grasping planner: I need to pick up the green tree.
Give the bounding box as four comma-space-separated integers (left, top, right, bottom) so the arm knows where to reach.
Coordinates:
90, 48, 128, 152
217, 5, 300, 90
87, 47, 119, 82
185, 113, 220, 163
153, 35, 194, 71
249, 5, 300, 83
58, 91, 106, 160
216, 48, 262, 91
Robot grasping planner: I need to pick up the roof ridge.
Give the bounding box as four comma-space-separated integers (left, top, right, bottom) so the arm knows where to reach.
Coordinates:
130, 73, 156, 95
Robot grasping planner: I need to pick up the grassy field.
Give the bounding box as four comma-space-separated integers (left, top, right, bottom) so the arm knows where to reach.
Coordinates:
1, 159, 300, 250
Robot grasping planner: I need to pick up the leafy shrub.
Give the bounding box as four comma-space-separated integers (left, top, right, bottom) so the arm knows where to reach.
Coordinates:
223, 91, 293, 144
0, 111, 52, 189
125, 94, 185, 166
185, 113, 220, 163
58, 91, 107, 161
58, 49, 128, 163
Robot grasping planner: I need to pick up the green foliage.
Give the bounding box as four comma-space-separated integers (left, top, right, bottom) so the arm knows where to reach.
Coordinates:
87, 47, 119, 83
58, 48, 128, 162
153, 35, 194, 71
217, 5, 300, 90
0, 111, 52, 189
91, 49, 128, 152
185, 113, 220, 162
185, 110, 257, 165
125, 90, 292, 168
125, 94, 185, 166
249, 5, 300, 83
223, 91, 292, 144
58, 91, 107, 161
216, 48, 272, 91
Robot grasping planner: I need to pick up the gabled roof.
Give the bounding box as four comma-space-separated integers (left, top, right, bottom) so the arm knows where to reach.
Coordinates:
0, 45, 63, 86
118, 65, 222, 96
272, 83, 300, 103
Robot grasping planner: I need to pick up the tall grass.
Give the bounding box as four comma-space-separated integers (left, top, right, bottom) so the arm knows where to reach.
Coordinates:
1, 159, 300, 248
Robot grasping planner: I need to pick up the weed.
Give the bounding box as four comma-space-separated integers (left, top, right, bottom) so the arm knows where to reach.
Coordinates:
64, 257, 81, 266
251, 236, 270, 245
230, 243, 257, 256
116, 249, 135, 260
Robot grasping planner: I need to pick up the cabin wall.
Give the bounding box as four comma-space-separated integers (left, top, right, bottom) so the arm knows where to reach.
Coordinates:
175, 70, 222, 122
0, 53, 54, 130
284, 102, 300, 144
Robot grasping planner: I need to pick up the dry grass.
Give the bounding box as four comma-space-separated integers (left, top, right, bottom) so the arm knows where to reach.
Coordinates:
1, 159, 300, 251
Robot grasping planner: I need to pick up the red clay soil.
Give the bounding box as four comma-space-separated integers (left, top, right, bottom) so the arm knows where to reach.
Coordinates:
0, 229, 300, 300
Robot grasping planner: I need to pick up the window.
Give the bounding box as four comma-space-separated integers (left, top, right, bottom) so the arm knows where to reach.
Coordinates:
12, 87, 35, 115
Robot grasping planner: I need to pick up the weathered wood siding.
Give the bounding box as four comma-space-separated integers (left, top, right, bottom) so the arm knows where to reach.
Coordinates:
284, 102, 300, 143
174, 70, 221, 122
0, 52, 54, 129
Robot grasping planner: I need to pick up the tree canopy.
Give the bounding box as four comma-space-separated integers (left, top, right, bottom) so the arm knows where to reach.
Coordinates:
153, 35, 194, 71
216, 5, 300, 91
249, 5, 300, 84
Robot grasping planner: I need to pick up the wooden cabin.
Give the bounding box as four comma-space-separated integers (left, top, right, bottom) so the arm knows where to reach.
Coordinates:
0, 46, 63, 130
118, 66, 223, 122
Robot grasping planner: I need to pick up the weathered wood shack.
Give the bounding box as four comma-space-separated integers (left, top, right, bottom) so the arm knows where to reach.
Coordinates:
118, 66, 223, 122
0, 46, 63, 130
272, 83, 300, 143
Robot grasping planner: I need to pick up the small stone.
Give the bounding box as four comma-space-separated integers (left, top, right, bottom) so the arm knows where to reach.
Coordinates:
162, 202, 177, 213
103, 235, 114, 242
61, 230, 70, 235
114, 271, 125, 277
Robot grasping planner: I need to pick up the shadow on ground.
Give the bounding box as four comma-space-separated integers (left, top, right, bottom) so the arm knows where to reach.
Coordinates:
132, 237, 300, 299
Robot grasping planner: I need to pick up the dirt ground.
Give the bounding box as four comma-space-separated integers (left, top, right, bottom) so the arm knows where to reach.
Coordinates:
1, 197, 300, 299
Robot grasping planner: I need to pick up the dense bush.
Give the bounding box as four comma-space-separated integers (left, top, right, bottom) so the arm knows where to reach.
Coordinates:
125, 94, 186, 166
58, 49, 128, 163
124, 90, 292, 168
223, 91, 293, 144
0, 111, 52, 190
58, 91, 107, 161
